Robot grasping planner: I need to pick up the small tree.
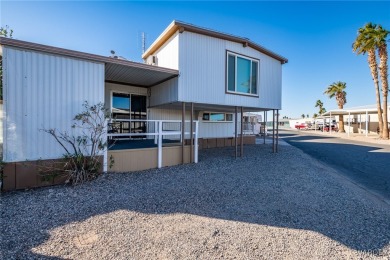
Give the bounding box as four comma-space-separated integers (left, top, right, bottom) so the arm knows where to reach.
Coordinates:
301, 114, 305, 119
43, 102, 112, 185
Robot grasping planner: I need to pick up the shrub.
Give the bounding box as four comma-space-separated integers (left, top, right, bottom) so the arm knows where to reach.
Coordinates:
43, 102, 112, 185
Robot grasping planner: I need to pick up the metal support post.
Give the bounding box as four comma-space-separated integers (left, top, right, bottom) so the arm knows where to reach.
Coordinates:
240, 106, 244, 157
235, 106, 238, 159
263, 111, 266, 144
348, 112, 351, 137
365, 110, 368, 137
190, 102, 194, 163
330, 112, 332, 134
182, 102, 185, 164
276, 109, 279, 153
272, 110, 276, 153
194, 121, 199, 163
158, 121, 162, 168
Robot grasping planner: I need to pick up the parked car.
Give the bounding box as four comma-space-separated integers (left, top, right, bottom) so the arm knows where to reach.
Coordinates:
295, 123, 309, 130
323, 124, 338, 132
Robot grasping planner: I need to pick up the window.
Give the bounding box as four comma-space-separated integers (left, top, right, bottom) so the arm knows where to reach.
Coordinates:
111, 92, 147, 135
227, 52, 258, 95
112, 93, 130, 119
202, 112, 233, 122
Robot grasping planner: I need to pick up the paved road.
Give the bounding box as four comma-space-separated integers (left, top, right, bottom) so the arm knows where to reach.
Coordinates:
279, 130, 390, 202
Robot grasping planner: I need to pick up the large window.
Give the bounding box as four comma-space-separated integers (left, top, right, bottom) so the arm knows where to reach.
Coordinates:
227, 52, 259, 95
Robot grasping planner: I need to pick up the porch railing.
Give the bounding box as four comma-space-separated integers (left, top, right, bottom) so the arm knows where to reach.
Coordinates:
106, 119, 199, 169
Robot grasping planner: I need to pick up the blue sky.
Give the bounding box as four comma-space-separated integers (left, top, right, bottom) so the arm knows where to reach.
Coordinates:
1, 1, 390, 118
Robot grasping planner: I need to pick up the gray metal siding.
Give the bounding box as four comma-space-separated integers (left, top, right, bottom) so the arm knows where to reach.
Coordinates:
153, 32, 179, 70
149, 78, 178, 107
149, 108, 239, 139
178, 32, 282, 109
2, 47, 104, 162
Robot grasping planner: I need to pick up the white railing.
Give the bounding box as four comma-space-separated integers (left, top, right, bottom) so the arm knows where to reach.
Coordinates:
106, 119, 199, 169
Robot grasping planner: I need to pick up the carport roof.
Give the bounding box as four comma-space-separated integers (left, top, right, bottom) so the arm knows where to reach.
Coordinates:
0, 37, 179, 87
322, 105, 390, 116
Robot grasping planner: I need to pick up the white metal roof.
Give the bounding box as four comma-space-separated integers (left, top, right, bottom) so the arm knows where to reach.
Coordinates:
322, 104, 390, 116
0, 37, 179, 87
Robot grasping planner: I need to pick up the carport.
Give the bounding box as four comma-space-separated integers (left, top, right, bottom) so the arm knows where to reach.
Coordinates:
323, 105, 390, 136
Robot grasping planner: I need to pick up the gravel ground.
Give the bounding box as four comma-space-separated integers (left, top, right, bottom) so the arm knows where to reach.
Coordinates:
1, 143, 390, 259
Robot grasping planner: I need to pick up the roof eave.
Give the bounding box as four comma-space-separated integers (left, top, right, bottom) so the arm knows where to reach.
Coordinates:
142, 20, 288, 64
0, 37, 179, 75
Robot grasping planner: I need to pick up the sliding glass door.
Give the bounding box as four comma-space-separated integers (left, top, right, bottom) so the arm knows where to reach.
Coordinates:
111, 92, 147, 137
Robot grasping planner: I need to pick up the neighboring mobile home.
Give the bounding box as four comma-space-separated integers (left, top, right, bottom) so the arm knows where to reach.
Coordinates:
0, 20, 287, 190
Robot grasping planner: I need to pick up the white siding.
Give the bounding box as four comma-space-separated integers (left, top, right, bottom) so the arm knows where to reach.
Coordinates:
178, 32, 282, 110
149, 108, 238, 138
148, 108, 184, 121
149, 77, 178, 107
2, 47, 104, 162
150, 32, 179, 70
198, 112, 236, 138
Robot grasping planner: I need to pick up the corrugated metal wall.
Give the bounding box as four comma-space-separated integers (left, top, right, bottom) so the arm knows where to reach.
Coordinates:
149, 78, 178, 107
149, 108, 241, 138
153, 32, 179, 70
148, 107, 190, 121
3, 47, 104, 162
178, 32, 282, 109
198, 112, 237, 138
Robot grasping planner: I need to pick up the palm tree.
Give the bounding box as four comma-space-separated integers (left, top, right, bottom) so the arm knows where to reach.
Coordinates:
374, 25, 389, 139
313, 113, 318, 118
353, 23, 384, 137
315, 100, 325, 115
301, 114, 305, 119
324, 81, 347, 133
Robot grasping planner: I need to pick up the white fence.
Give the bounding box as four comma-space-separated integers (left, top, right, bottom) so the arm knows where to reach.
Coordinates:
106, 119, 199, 169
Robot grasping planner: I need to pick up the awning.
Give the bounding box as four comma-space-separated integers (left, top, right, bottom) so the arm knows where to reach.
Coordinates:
105, 60, 178, 87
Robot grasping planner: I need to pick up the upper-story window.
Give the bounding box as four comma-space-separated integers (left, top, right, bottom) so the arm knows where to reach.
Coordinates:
226, 51, 259, 96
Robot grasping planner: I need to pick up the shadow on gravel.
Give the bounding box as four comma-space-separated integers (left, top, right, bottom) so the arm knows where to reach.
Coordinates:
2, 145, 390, 258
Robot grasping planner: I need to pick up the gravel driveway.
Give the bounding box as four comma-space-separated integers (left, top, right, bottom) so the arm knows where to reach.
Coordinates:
1, 143, 390, 259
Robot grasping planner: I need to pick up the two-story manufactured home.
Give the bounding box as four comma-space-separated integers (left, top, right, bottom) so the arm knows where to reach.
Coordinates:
0, 21, 287, 190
